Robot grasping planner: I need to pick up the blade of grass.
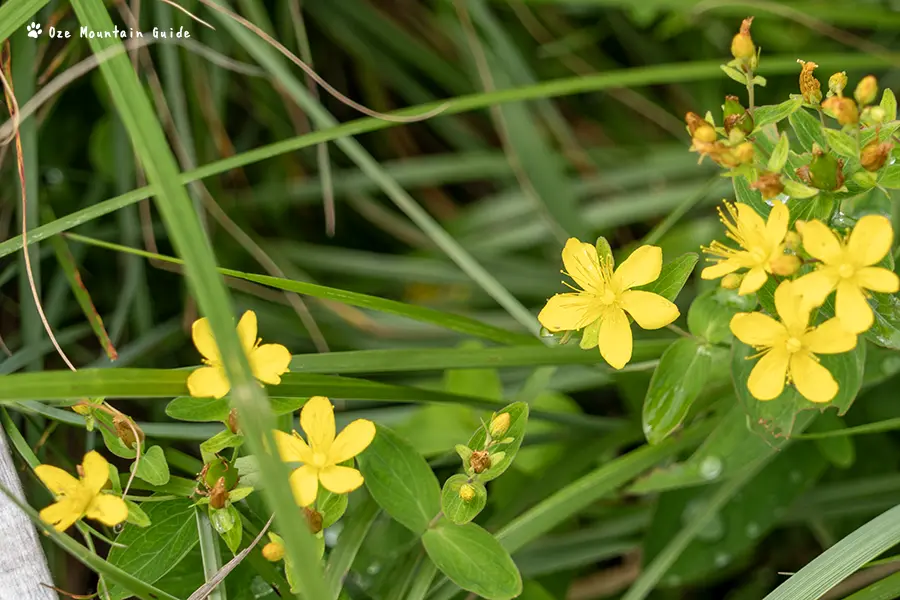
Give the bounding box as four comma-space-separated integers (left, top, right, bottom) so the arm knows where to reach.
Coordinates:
68, 1, 325, 597
196, 509, 227, 600
0, 52, 895, 259
0, 0, 51, 46
324, 494, 379, 599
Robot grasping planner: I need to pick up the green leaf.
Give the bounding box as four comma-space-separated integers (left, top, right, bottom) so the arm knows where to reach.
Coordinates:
720, 64, 747, 85
210, 505, 242, 554
107, 499, 198, 600
200, 430, 244, 464
356, 425, 440, 536
877, 164, 900, 189
318, 488, 349, 529
732, 338, 866, 439
441, 475, 487, 525
423, 519, 522, 600
881, 88, 897, 122
843, 570, 900, 600
642, 442, 826, 587
687, 287, 756, 345
97, 409, 138, 459
733, 175, 769, 217
767, 132, 790, 172
0, 0, 51, 46
784, 179, 820, 200
131, 445, 170, 486
808, 411, 855, 468
124, 499, 151, 528
754, 98, 803, 130
764, 504, 900, 600
789, 109, 827, 153
466, 402, 529, 482
166, 396, 230, 423
789, 193, 835, 225
635, 252, 698, 302
824, 128, 859, 158
642, 339, 714, 445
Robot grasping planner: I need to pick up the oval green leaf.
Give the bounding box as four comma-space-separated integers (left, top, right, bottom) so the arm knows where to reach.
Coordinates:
131, 445, 170, 486
634, 253, 698, 302
441, 474, 487, 525
423, 519, 522, 600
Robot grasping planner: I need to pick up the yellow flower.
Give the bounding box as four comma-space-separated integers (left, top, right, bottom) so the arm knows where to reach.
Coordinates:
274, 396, 375, 507
538, 238, 680, 370
730, 281, 856, 403
792, 216, 900, 334
34, 451, 128, 532
701, 201, 797, 295
187, 310, 292, 399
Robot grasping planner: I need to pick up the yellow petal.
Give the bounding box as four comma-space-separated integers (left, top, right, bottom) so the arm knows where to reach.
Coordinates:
34, 465, 79, 497
274, 430, 313, 464
856, 266, 900, 293
250, 344, 292, 385
613, 245, 662, 290
701, 259, 741, 280
598, 308, 632, 370
619, 290, 679, 330
301, 396, 335, 454
730, 312, 786, 347
792, 269, 839, 307
191, 317, 220, 364
802, 318, 857, 354
747, 348, 790, 401
85, 493, 129, 527
537, 293, 603, 332
561, 238, 604, 293
187, 366, 231, 399
847, 214, 893, 266
773, 280, 810, 333
790, 352, 838, 403
318, 465, 365, 494
329, 420, 376, 465
765, 201, 789, 246
735, 202, 767, 235
40, 498, 82, 532
738, 266, 768, 295
796, 219, 842, 264
80, 451, 110, 495
836, 281, 873, 334
288, 465, 319, 507
236, 310, 258, 354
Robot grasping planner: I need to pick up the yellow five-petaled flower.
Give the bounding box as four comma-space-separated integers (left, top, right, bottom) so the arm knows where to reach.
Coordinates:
274, 396, 375, 507
730, 281, 856, 403
792, 215, 900, 334
538, 238, 680, 370
187, 310, 292, 399
35, 451, 128, 532
701, 201, 798, 295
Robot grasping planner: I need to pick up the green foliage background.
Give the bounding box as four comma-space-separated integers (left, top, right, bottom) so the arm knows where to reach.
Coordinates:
2, 1, 900, 599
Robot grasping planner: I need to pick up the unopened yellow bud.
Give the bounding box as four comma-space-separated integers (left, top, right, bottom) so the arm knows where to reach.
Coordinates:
489, 413, 511, 439
828, 72, 848, 97
798, 60, 822, 105
262, 541, 285, 562
685, 112, 716, 143
864, 106, 887, 125
860, 141, 893, 172
822, 96, 859, 126
769, 254, 800, 277
721, 273, 743, 290
734, 142, 755, 165
459, 484, 476, 502
227, 408, 240, 435
730, 17, 755, 61
855, 75, 878, 106
72, 403, 91, 416
784, 231, 801, 250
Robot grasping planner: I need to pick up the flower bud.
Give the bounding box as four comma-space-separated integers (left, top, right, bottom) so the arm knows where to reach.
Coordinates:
459, 483, 476, 502
489, 413, 511, 439
828, 72, 848, 97
470, 450, 491, 474
209, 477, 228, 509
227, 408, 241, 435
784, 231, 801, 250
734, 142, 755, 165
751, 172, 784, 199
113, 414, 145, 449
203, 457, 240, 491
863, 105, 887, 126
304, 507, 324, 534
798, 60, 822, 105
860, 141, 893, 172
686, 112, 716, 143
723, 97, 754, 136
803, 147, 844, 191
721, 273, 743, 290
730, 17, 755, 61
769, 254, 800, 276
262, 541, 285, 562
822, 96, 858, 126
855, 75, 878, 106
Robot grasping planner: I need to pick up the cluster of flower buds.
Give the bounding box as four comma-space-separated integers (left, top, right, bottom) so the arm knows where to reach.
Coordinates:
685, 111, 755, 168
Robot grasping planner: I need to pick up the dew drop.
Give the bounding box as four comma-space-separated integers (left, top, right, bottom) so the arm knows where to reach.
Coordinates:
45, 168, 64, 186
700, 456, 723, 480
251, 576, 272, 598
367, 562, 382, 575
746, 522, 760, 538
790, 470, 802, 483
682, 499, 724, 541
714, 552, 731, 567
539, 326, 554, 338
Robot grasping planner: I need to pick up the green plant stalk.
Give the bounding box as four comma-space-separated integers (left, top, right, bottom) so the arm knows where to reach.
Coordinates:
324, 495, 380, 599
68, 1, 326, 598
196, 509, 227, 600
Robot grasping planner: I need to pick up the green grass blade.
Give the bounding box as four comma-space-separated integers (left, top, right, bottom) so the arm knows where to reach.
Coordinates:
68, 1, 326, 597
843, 570, 900, 600
324, 494, 379, 599
0, 0, 50, 45
196, 510, 227, 600
763, 504, 900, 600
